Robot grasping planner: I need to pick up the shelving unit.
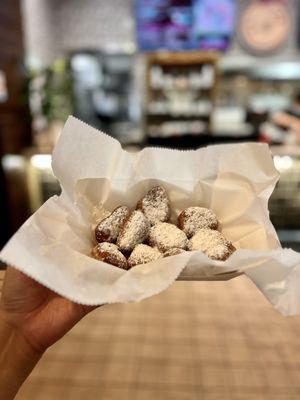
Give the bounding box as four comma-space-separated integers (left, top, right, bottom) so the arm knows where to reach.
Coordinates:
144, 51, 218, 147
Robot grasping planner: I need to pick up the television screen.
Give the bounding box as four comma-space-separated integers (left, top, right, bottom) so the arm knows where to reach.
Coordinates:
193, 0, 236, 50
135, 0, 236, 51
135, 0, 193, 50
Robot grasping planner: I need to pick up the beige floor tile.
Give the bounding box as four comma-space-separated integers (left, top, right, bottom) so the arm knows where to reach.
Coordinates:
13, 277, 300, 399
15, 382, 70, 400
131, 389, 198, 400
137, 363, 196, 386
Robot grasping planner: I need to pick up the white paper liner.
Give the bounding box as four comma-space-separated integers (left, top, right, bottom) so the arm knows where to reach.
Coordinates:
1, 116, 300, 316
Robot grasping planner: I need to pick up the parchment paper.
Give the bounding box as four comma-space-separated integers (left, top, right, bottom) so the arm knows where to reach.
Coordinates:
1, 116, 300, 316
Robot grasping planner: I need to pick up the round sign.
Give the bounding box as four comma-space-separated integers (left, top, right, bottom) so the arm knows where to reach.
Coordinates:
238, 1, 290, 55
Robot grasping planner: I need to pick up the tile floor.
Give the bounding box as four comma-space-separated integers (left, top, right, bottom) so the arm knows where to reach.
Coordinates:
1, 271, 300, 399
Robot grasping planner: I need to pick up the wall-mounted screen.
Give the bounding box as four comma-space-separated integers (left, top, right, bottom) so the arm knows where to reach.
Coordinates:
135, 0, 236, 51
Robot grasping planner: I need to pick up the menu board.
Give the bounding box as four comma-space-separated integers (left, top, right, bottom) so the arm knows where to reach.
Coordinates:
135, 0, 236, 51
193, 0, 236, 50
135, 0, 192, 50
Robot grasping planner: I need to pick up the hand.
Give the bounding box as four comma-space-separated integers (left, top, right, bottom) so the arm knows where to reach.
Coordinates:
0, 266, 99, 400
0, 266, 97, 354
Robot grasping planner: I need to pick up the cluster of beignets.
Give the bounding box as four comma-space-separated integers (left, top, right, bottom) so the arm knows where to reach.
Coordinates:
91, 186, 235, 269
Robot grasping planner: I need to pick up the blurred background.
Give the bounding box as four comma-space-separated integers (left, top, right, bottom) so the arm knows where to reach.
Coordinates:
2, 2, 300, 399
2, 0, 300, 251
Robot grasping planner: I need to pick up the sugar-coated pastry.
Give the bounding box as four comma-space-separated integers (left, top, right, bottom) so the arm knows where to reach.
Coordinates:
188, 229, 235, 261
178, 207, 218, 238
149, 222, 188, 252
137, 186, 170, 225
95, 206, 130, 243
117, 210, 150, 252
128, 244, 162, 267
163, 247, 186, 257
91, 242, 128, 269
91, 185, 236, 267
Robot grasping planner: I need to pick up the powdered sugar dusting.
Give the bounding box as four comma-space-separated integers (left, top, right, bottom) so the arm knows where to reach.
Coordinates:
137, 186, 170, 225
178, 207, 218, 238
188, 229, 235, 261
163, 247, 185, 257
149, 222, 188, 252
91, 186, 233, 266
95, 206, 130, 243
91, 204, 111, 230
117, 210, 150, 252
128, 244, 162, 267
92, 242, 128, 269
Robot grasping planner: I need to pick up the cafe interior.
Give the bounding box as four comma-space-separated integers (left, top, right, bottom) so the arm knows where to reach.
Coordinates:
1, 1, 300, 399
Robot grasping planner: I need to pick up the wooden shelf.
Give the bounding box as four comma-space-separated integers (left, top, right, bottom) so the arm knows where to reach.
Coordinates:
144, 51, 219, 143
146, 51, 219, 66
